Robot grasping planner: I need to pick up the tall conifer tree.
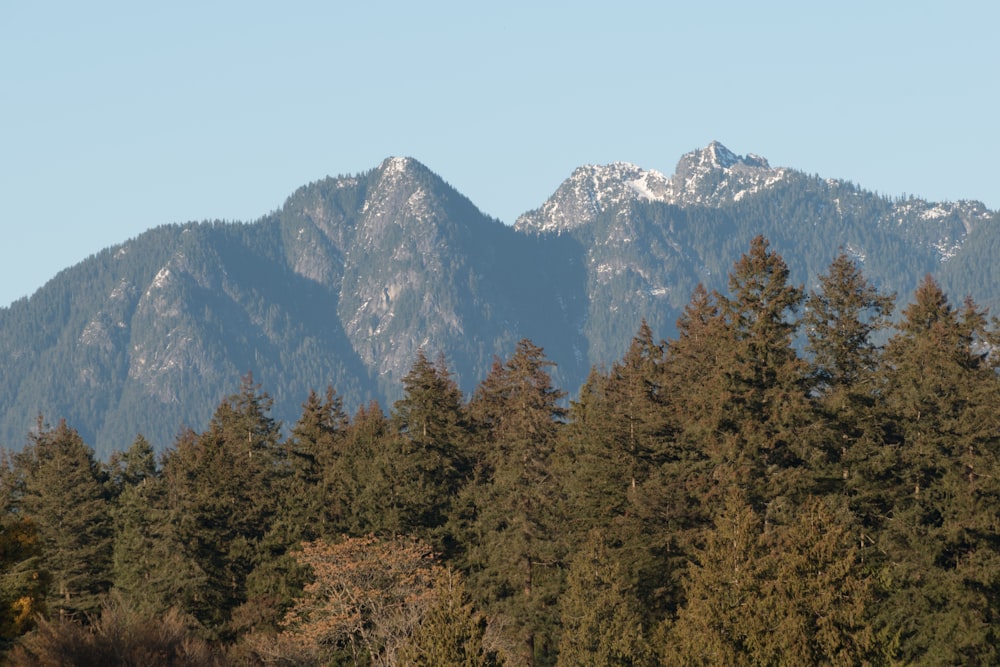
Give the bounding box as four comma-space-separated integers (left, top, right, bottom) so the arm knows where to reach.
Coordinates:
462, 340, 566, 667
664, 237, 824, 520
873, 276, 1000, 663
157, 375, 285, 637
12, 419, 113, 618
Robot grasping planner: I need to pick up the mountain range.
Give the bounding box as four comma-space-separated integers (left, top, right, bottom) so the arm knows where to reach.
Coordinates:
1, 141, 997, 457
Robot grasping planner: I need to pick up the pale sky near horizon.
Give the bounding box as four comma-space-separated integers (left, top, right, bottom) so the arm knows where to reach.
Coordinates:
2, 1, 997, 308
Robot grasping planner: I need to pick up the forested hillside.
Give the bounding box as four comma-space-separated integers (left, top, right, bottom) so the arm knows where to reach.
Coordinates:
1, 144, 996, 459
2, 237, 998, 665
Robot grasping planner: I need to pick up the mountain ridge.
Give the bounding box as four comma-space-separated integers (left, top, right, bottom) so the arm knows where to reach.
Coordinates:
1, 142, 996, 456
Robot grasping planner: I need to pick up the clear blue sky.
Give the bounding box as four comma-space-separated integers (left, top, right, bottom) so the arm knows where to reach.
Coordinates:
2, 1, 997, 308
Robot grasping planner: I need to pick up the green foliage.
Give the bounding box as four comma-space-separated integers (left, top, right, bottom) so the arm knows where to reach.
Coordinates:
10, 419, 113, 618
805, 251, 895, 390
274, 386, 350, 542
660, 492, 879, 666
462, 340, 568, 666
3, 235, 1000, 664
557, 529, 653, 667
153, 375, 288, 637
0, 516, 49, 649
399, 569, 505, 667
868, 276, 1000, 664
664, 237, 829, 518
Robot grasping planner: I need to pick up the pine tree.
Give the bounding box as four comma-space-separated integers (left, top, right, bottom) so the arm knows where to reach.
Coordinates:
805, 251, 895, 391
337, 401, 397, 536
716, 235, 814, 480
111, 469, 202, 619
108, 434, 158, 492
279, 386, 349, 541
557, 325, 680, 629
804, 253, 895, 517
662, 283, 726, 450
386, 350, 470, 538
0, 516, 49, 650
559, 322, 668, 535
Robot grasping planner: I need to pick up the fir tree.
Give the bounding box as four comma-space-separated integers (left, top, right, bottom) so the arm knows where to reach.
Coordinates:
804, 252, 895, 513
12, 418, 113, 618
462, 340, 567, 667
805, 251, 895, 391
556, 529, 653, 667
0, 516, 49, 650
386, 350, 470, 538
872, 276, 1000, 663
157, 375, 286, 637
278, 386, 349, 541
399, 569, 505, 667
664, 237, 826, 519
661, 492, 878, 665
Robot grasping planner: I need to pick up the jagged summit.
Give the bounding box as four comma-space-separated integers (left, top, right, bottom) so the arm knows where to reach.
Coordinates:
377, 155, 426, 176
676, 140, 771, 171
514, 162, 671, 233
515, 142, 786, 233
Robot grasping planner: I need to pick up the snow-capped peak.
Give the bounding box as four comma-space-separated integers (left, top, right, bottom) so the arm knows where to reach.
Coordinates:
705, 141, 740, 168
514, 163, 672, 233
515, 142, 786, 233
381, 156, 416, 174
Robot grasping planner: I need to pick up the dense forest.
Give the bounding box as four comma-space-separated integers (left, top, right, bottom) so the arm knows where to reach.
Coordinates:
1, 236, 999, 666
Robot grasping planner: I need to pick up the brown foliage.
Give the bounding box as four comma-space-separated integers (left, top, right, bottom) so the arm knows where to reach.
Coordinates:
7, 592, 226, 666
276, 535, 443, 666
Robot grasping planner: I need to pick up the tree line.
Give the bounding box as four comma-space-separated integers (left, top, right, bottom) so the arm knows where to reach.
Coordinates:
1, 235, 999, 666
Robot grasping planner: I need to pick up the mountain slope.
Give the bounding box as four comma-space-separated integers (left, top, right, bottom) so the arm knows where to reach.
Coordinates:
0, 144, 995, 456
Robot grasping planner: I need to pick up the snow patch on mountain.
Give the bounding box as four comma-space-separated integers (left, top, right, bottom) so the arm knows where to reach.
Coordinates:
883, 198, 992, 261
515, 141, 788, 234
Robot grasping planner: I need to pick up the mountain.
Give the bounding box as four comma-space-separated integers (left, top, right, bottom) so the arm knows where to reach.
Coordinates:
0, 143, 996, 456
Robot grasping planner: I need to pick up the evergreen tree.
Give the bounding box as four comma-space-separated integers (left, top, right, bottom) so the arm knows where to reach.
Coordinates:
111, 467, 202, 619
12, 418, 113, 618
661, 283, 725, 446
399, 569, 505, 667
663, 237, 825, 518
557, 325, 680, 629
872, 276, 1000, 663
656, 283, 727, 527
107, 434, 158, 493
338, 401, 396, 536
556, 529, 653, 667
804, 252, 895, 522
805, 252, 895, 391
157, 375, 285, 637
560, 322, 669, 531
385, 350, 470, 538
278, 386, 350, 541
462, 340, 567, 667
661, 492, 878, 665
601, 322, 670, 493
0, 516, 49, 650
